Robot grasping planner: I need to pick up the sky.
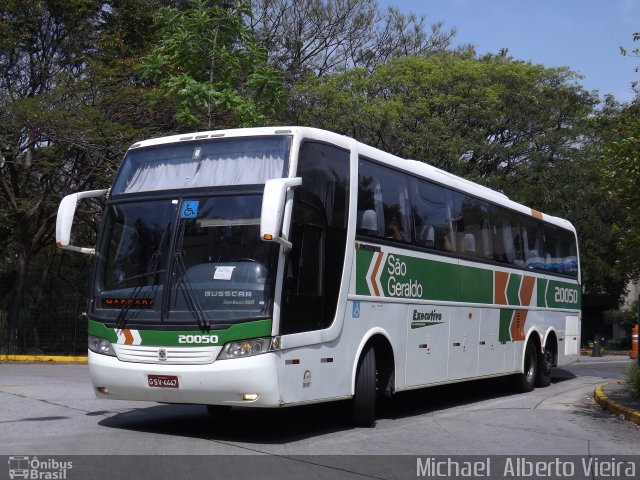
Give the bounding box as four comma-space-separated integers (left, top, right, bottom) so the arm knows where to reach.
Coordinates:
382, 0, 640, 103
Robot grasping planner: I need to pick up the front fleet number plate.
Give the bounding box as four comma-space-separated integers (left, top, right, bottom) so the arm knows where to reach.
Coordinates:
147, 374, 179, 388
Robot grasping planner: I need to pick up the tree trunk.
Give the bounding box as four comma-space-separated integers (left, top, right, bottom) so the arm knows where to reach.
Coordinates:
1, 249, 29, 352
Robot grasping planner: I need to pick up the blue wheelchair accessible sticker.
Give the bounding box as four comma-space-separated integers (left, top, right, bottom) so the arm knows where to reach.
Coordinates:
352, 301, 360, 318
181, 201, 199, 219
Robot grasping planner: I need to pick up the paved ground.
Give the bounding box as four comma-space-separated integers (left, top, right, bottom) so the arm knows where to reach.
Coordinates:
0, 355, 637, 457
1, 356, 639, 480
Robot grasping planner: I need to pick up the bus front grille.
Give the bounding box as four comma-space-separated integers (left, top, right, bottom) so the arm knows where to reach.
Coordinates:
113, 344, 220, 364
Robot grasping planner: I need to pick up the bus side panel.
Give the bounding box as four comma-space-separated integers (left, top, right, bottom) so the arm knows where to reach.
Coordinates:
277, 340, 351, 405
478, 309, 510, 376
447, 306, 481, 380
562, 314, 580, 361
405, 305, 450, 386
346, 300, 409, 392
275, 300, 411, 405
552, 312, 581, 367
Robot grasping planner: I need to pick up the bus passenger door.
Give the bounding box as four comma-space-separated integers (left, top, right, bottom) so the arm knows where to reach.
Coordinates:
280, 191, 325, 335
276, 141, 351, 405
277, 191, 328, 403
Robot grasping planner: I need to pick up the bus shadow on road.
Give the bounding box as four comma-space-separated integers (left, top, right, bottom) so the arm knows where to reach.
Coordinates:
551, 368, 577, 383
96, 371, 576, 443
375, 373, 575, 422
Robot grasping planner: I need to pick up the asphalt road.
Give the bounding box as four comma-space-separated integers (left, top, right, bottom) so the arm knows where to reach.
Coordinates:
0, 355, 638, 479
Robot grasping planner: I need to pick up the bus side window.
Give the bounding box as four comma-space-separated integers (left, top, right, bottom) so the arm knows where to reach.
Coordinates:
357, 209, 379, 236
543, 225, 562, 273
357, 166, 383, 238
490, 207, 518, 265
523, 219, 544, 270
559, 229, 578, 277
411, 178, 455, 252
457, 196, 491, 259
358, 159, 412, 243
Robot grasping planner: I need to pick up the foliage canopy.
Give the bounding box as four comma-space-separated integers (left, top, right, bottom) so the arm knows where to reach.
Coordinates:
0, 1, 638, 352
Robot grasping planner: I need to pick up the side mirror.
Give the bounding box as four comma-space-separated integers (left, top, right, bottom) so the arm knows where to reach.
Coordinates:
56, 189, 108, 255
260, 177, 302, 250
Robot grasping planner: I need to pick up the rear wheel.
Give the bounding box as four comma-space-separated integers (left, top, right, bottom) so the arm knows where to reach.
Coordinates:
514, 341, 538, 393
352, 346, 376, 427
536, 347, 553, 388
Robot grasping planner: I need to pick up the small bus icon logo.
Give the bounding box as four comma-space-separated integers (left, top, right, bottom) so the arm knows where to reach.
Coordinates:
8, 456, 30, 479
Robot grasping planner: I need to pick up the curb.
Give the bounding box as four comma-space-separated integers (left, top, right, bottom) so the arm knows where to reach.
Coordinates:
0, 354, 88, 363
594, 383, 640, 426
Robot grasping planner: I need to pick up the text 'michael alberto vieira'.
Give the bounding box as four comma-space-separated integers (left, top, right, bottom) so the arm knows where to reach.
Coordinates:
416, 457, 637, 478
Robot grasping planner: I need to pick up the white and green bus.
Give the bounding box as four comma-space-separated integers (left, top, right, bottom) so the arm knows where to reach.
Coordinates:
56, 127, 581, 427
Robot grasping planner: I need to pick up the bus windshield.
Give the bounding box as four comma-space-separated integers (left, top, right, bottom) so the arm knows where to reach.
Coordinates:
94, 194, 278, 325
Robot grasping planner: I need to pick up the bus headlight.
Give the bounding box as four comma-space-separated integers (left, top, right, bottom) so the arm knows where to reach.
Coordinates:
217, 338, 274, 360
88, 335, 116, 357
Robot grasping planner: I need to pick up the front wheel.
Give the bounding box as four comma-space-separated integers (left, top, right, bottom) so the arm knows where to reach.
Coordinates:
514, 341, 538, 393
352, 346, 376, 427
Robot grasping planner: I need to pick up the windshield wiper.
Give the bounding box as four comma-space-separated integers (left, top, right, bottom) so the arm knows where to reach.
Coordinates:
115, 222, 170, 330
172, 223, 211, 331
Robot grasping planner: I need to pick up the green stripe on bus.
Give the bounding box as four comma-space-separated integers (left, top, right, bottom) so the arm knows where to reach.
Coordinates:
506, 273, 522, 306
537, 278, 549, 307
88, 318, 273, 346
458, 266, 493, 304
88, 321, 118, 342
355, 248, 375, 295
379, 253, 459, 301
354, 247, 580, 309
499, 309, 513, 342
544, 280, 582, 309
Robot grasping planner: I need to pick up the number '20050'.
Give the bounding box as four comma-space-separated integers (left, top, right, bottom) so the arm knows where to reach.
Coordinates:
554, 287, 578, 304
178, 334, 219, 344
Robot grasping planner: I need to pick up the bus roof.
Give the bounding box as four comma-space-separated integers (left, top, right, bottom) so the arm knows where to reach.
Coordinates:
128, 126, 576, 234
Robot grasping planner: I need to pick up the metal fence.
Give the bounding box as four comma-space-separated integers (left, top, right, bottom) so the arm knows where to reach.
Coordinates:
0, 279, 89, 356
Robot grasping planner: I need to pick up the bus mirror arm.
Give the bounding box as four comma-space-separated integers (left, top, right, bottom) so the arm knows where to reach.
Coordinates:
260, 177, 302, 251
56, 189, 108, 255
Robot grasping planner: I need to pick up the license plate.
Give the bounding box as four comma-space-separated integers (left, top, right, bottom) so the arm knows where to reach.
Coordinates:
147, 374, 179, 389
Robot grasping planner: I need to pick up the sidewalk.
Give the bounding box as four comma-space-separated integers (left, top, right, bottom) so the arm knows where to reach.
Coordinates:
588, 354, 640, 426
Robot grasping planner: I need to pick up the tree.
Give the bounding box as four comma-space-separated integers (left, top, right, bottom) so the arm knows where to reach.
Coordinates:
620, 31, 640, 93
0, 0, 100, 348
93, 0, 174, 133
601, 102, 640, 281
287, 53, 596, 177
0, 0, 157, 351
138, 0, 284, 130
248, 0, 455, 82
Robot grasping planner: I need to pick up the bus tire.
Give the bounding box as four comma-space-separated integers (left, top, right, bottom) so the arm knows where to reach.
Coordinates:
352, 346, 376, 427
514, 341, 538, 393
536, 347, 553, 388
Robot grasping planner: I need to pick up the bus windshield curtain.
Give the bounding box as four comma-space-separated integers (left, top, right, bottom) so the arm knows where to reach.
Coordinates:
121, 152, 284, 193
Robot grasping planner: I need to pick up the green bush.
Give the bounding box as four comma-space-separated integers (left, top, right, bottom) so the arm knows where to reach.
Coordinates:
605, 338, 631, 350
625, 363, 640, 398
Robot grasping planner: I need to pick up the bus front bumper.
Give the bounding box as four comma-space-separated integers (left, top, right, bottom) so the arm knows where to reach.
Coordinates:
88, 350, 281, 407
